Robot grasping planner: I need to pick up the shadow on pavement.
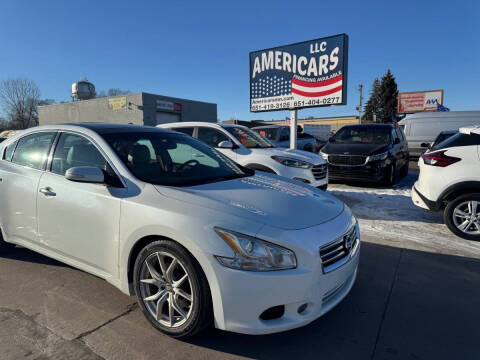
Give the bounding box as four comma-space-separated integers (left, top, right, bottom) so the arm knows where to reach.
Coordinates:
184, 242, 480, 360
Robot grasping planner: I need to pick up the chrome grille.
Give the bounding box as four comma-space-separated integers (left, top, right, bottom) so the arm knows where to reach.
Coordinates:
311, 164, 327, 180
319, 225, 358, 274
328, 155, 367, 166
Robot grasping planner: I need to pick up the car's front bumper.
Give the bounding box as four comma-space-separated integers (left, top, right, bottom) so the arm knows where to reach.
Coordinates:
274, 163, 328, 188
208, 212, 360, 335
327, 159, 388, 182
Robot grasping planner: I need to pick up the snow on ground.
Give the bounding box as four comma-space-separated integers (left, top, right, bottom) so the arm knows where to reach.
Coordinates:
328, 171, 480, 259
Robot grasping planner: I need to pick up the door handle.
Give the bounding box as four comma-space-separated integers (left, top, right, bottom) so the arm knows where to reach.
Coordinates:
39, 187, 56, 197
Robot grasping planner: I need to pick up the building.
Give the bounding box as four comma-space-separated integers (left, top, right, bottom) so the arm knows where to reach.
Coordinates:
38, 92, 217, 126
223, 115, 359, 132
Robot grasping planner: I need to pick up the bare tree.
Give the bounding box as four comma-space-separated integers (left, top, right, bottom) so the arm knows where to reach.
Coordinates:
107, 88, 130, 97
0, 78, 41, 129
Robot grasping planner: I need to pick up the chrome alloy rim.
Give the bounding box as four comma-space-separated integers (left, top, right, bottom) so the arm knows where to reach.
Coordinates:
452, 201, 480, 234
139, 251, 193, 328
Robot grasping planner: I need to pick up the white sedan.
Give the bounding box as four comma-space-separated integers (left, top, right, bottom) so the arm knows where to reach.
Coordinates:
0, 123, 359, 338
158, 122, 328, 190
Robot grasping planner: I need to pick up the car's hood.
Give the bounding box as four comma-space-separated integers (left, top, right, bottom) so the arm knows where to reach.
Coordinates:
154, 174, 344, 230
248, 147, 325, 164
322, 143, 390, 156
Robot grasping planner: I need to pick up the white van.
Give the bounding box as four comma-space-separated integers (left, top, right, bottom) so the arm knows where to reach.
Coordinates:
399, 111, 480, 158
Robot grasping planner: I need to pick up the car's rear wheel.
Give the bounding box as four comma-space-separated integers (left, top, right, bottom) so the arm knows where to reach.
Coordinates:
133, 240, 212, 338
444, 194, 480, 241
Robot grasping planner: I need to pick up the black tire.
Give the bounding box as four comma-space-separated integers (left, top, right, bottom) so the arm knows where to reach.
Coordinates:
0, 229, 14, 254
133, 240, 212, 338
399, 160, 409, 177
384, 162, 397, 186
444, 194, 480, 241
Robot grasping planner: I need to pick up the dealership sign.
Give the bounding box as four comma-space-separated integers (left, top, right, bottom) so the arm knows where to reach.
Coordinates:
249, 34, 349, 112
156, 100, 182, 112
397, 90, 444, 113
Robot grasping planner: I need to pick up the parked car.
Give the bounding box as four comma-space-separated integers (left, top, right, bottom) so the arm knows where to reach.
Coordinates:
412, 126, 480, 240
0, 123, 360, 337
158, 122, 328, 190
319, 124, 409, 185
398, 111, 480, 158
0, 130, 21, 143
252, 125, 319, 152
421, 130, 458, 152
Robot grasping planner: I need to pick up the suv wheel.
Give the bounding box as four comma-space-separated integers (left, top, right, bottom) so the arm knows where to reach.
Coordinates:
444, 194, 480, 241
133, 240, 212, 338
384, 162, 396, 186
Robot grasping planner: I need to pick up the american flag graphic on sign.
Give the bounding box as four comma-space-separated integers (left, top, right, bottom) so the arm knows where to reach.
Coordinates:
249, 34, 348, 112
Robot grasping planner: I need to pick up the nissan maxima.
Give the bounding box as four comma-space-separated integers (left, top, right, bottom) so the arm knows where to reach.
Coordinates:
0, 123, 360, 338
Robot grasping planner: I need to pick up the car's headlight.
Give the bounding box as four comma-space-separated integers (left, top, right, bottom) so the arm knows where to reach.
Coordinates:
319, 151, 329, 160
214, 228, 297, 271
271, 156, 312, 169
367, 151, 388, 162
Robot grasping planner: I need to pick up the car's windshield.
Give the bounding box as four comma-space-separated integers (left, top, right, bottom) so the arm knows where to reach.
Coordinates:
333, 126, 391, 144
432, 132, 457, 149
253, 127, 279, 142
224, 126, 274, 148
102, 131, 252, 186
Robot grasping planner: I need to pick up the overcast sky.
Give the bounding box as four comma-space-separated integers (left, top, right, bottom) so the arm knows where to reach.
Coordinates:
0, 0, 478, 121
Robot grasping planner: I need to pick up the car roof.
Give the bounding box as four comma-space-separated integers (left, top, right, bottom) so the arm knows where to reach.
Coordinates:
341, 123, 393, 129
251, 125, 283, 129
459, 125, 480, 135
159, 121, 222, 129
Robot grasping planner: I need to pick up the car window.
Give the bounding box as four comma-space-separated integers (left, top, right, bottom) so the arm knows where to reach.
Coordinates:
11, 132, 56, 170
432, 133, 480, 151
167, 143, 220, 168
255, 127, 279, 141
102, 131, 250, 187
3, 141, 17, 161
51, 133, 108, 176
224, 126, 274, 148
334, 126, 391, 144
279, 128, 290, 142
395, 128, 404, 141
173, 127, 194, 136
197, 127, 229, 147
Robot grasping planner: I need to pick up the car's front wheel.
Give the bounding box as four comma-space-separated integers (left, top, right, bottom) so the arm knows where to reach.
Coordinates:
384, 162, 396, 186
444, 194, 480, 241
0, 229, 14, 254
133, 240, 212, 338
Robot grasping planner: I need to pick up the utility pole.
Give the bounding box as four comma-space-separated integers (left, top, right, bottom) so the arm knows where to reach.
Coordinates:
357, 84, 363, 124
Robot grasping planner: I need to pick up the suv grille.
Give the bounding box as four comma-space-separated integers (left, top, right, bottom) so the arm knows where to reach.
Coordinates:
311, 164, 327, 180
328, 155, 367, 166
319, 226, 358, 274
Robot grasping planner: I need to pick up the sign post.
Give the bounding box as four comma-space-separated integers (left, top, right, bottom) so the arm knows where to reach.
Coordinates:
290, 109, 297, 149
249, 34, 348, 148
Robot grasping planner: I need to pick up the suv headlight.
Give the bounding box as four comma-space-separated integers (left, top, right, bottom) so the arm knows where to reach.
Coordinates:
367, 151, 388, 162
214, 228, 297, 271
271, 156, 312, 169
319, 151, 329, 160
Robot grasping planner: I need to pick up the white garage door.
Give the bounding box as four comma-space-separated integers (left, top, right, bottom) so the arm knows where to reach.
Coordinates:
155, 112, 180, 125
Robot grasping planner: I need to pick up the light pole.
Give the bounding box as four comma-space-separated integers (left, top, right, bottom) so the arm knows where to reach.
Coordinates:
357, 84, 363, 124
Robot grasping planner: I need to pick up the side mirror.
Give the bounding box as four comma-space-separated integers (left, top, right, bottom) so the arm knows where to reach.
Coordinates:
421, 142, 431, 148
328, 137, 336, 143
394, 138, 401, 145
217, 140, 234, 149
65, 166, 105, 183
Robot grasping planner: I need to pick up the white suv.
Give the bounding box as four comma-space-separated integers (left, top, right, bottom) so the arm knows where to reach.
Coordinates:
158, 122, 328, 189
412, 126, 480, 240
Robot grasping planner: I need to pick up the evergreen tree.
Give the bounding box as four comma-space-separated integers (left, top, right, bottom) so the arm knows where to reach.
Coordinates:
363, 78, 380, 122
377, 69, 398, 123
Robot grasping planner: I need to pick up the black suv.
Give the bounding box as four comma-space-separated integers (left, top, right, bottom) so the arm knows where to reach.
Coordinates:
319, 124, 409, 185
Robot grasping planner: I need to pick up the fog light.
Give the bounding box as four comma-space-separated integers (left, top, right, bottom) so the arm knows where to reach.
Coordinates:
293, 177, 310, 184
297, 303, 308, 314
260, 305, 285, 320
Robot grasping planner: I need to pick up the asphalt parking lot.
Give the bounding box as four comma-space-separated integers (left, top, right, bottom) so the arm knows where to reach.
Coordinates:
1, 168, 479, 360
